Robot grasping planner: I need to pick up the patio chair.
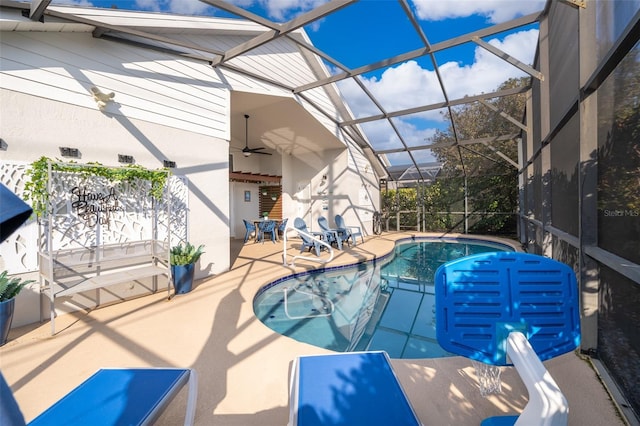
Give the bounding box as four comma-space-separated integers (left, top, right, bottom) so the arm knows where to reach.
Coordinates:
278, 218, 289, 239
293, 217, 322, 257
0, 368, 197, 426
288, 351, 421, 426
257, 220, 277, 244
334, 214, 364, 246
243, 219, 256, 243
317, 216, 344, 250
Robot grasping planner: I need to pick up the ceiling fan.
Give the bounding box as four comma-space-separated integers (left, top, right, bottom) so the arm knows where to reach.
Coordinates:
242, 114, 271, 157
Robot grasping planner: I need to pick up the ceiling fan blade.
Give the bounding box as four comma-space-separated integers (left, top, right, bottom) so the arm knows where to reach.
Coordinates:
252, 150, 272, 155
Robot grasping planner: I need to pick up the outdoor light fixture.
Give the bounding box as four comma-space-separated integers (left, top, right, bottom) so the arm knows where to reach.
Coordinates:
118, 154, 134, 164
90, 86, 115, 109
59, 147, 80, 158
271, 194, 277, 201
163, 160, 176, 168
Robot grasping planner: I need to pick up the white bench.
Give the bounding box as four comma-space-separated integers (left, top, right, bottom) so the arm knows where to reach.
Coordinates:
39, 240, 170, 334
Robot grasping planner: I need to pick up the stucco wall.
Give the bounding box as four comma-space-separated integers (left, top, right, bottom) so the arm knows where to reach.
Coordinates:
0, 90, 229, 327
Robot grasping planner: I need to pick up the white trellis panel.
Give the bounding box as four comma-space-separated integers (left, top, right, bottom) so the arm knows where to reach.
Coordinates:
0, 161, 188, 273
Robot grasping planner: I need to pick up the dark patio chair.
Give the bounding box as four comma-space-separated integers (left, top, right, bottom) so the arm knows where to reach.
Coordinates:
293, 217, 322, 256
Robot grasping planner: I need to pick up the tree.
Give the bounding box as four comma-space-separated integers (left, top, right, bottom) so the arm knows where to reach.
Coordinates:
425, 77, 528, 235
430, 77, 527, 178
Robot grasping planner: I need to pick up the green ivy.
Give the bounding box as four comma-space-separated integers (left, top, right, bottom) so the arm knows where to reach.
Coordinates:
24, 156, 170, 218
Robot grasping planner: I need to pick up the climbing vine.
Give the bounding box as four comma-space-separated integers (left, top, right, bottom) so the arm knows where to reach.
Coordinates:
24, 156, 170, 218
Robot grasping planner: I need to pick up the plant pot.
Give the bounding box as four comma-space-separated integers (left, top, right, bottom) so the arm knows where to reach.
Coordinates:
171, 263, 195, 295
0, 298, 16, 346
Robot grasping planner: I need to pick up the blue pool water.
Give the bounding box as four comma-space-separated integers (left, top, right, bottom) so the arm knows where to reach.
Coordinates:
253, 237, 515, 359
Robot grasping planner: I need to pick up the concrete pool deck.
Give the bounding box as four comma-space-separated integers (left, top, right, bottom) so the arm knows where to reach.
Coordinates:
0, 232, 626, 425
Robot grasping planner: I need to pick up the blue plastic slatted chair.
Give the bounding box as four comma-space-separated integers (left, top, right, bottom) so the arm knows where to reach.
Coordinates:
257, 220, 277, 244
334, 214, 364, 246
293, 218, 322, 256
243, 219, 256, 243
278, 218, 288, 239
317, 217, 344, 250
0, 368, 197, 426
288, 351, 421, 426
435, 252, 580, 426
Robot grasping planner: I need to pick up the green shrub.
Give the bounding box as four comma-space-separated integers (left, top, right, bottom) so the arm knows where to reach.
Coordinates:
0, 271, 34, 302
170, 242, 205, 266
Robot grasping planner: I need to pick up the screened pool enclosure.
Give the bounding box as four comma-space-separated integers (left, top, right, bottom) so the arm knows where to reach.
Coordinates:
3, 0, 640, 422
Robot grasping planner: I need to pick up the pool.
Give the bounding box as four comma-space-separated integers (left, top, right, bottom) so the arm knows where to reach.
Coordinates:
253, 237, 516, 359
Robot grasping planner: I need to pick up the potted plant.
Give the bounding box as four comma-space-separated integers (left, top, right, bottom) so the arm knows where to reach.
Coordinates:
170, 242, 205, 295
0, 271, 34, 346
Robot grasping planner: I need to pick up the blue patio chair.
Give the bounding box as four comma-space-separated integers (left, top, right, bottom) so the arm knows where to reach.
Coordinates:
278, 218, 288, 239
293, 217, 322, 256
257, 220, 277, 244
0, 368, 197, 426
335, 214, 364, 246
243, 219, 256, 243
317, 216, 344, 250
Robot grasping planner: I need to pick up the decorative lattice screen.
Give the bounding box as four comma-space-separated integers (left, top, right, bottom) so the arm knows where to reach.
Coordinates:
0, 161, 188, 274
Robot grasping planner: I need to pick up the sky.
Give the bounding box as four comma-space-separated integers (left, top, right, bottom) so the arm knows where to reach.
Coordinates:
50, 0, 546, 165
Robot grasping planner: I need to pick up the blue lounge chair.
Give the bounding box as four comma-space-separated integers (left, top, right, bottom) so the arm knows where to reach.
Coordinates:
317, 217, 344, 250
257, 220, 277, 244
293, 218, 322, 257
243, 219, 256, 243
288, 351, 421, 426
334, 214, 364, 246
1, 368, 197, 426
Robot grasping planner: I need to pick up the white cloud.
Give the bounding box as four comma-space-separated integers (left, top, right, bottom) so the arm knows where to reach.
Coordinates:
412, 0, 546, 24
224, 0, 544, 24
443, 29, 538, 99
338, 29, 538, 161
260, 0, 322, 21
364, 61, 445, 116
51, 0, 94, 6
340, 28, 537, 118
133, 0, 210, 15
354, 29, 536, 112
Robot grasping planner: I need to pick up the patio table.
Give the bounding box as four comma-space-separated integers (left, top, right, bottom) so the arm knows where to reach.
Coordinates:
253, 219, 280, 242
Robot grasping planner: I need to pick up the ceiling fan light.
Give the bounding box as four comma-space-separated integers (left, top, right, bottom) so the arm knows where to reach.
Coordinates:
243, 151, 251, 157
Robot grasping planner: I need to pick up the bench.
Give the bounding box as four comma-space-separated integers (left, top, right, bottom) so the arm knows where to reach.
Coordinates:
39, 239, 170, 334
